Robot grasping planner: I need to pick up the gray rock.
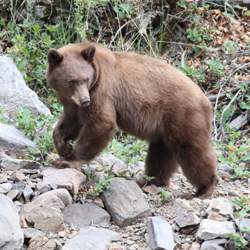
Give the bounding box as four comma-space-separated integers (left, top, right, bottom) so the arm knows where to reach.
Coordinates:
218, 163, 233, 176
207, 198, 233, 221
102, 177, 151, 227
22, 228, 45, 242
12, 181, 26, 198
201, 239, 227, 250
173, 198, 195, 215
63, 203, 110, 227
0, 194, 24, 249
0, 182, 12, 194
196, 219, 236, 240
20, 194, 65, 233
0, 123, 37, 150
0, 158, 42, 171
62, 227, 122, 250
23, 185, 33, 202
37, 188, 72, 207
43, 167, 86, 194
175, 212, 201, 228
35, 181, 51, 194
27, 235, 58, 250
148, 217, 175, 250
0, 56, 50, 120
7, 189, 19, 200
0, 173, 8, 184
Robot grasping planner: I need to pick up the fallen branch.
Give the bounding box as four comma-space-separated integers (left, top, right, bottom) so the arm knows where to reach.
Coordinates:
209, 80, 250, 102
228, 111, 250, 130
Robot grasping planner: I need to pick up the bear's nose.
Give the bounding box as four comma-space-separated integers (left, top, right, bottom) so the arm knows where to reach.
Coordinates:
80, 98, 90, 107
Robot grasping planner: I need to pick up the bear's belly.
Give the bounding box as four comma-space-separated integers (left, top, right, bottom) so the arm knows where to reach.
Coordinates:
116, 115, 162, 142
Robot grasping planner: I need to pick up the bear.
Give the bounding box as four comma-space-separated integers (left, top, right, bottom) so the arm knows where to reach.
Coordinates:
46, 43, 218, 199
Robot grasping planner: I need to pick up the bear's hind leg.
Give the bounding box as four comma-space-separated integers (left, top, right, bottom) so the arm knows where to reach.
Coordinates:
145, 141, 178, 187
176, 142, 218, 199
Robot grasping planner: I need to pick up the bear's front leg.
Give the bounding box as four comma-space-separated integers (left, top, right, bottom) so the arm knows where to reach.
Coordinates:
53, 108, 81, 158
53, 113, 116, 169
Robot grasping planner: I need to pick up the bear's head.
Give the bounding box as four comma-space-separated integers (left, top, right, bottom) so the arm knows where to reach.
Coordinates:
46, 44, 97, 107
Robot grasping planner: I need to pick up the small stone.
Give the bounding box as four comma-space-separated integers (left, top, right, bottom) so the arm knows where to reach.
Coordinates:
0, 182, 12, 194
143, 185, 160, 194
7, 189, 19, 200
35, 182, 51, 194
196, 219, 236, 240
173, 198, 195, 215
11, 171, 26, 181
175, 212, 200, 228
190, 242, 200, 250
206, 198, 233, 221
148, 217, 175, 250
23, 185, 33, 202
58, 231, 66, 238
201, 239, 227, 250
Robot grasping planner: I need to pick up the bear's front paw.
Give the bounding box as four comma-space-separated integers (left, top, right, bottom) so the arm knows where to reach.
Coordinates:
51, 158, 71, 169
51, 158, 84, 169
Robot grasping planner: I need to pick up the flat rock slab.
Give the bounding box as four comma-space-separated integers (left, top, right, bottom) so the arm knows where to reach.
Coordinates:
63, 203, 110, 227
148, 217, 175, 250
0, 56, 50, 120
62, 227, 121, 250
43, 168, 86, 194
196, 219, 236, 240
0, 123, 37, 150
0, 158, 42, 171
0, 194, 24, 250
102, 177, 151, 227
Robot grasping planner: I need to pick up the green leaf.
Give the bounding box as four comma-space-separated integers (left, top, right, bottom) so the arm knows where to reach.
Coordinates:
244, 10, 250, 16
33, 25, 40, 33
0, 30, 9, 37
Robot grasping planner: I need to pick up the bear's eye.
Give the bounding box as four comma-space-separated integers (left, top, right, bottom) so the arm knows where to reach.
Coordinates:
85, 78, 89, 84
68, 80, 76, 87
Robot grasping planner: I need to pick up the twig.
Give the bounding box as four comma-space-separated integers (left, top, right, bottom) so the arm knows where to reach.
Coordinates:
219, 89, 241, 139
209, 80, 250, 102
181, 50, 186, 68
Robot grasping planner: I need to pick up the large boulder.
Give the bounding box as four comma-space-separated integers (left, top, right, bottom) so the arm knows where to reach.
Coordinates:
0, 194, 24, 249
0, 56, 50, 121
0, 123, 37, 150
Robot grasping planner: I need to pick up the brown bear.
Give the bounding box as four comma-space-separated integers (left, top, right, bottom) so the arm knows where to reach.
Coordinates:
46, 43, 218, 199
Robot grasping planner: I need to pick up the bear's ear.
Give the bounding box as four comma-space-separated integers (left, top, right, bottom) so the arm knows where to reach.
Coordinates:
81, 45, 96, 64
48, 49, 63, 68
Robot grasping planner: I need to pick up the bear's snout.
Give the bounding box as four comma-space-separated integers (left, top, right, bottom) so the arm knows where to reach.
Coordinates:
80, 98, 90, 107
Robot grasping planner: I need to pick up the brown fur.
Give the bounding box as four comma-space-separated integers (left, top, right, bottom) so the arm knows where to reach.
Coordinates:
46, 43, 218, 199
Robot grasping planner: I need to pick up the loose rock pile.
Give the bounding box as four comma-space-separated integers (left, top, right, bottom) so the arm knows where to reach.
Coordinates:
1, 150, 250, 250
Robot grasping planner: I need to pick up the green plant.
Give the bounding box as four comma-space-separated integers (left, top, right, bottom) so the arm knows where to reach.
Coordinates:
227, 231, 249, 250
91, 175, 114, 196
206, 58, 224, 76
230, 168, 250, 180
104, 136, 148, 164
13, 108, 58, 160
159, 187, 172, 202
178, 62, 205, 82
218, 136, 250, 168
187, 28, 202, 42
231, 196, 250, 218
